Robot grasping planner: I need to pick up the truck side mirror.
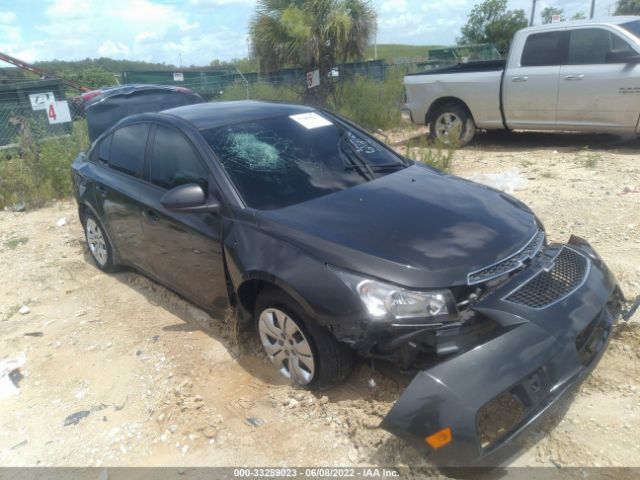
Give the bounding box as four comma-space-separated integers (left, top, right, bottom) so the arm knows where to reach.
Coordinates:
606, 49, 640, 63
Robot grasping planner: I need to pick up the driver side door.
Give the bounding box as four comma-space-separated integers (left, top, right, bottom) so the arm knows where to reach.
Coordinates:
140, 123, 228, 313
557, 27, 640, 131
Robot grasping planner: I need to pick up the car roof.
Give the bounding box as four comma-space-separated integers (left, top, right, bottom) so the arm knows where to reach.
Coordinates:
161, 100, 316, 130
519, 16, 640, 34
85, 84, 197, 105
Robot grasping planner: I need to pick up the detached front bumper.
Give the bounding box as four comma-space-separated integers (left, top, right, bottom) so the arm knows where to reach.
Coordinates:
380, 237, 626, 466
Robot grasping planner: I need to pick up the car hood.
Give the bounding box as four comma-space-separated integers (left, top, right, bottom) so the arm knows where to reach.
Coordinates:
256, 164, 538, 288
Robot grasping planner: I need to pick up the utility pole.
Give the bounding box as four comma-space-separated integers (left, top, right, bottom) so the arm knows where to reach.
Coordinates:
589, 0, 596, 18
530, 0, 537, 26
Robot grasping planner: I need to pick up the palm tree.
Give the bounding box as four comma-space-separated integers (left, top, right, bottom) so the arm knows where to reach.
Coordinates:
615, 0, 640, 15
250, 0, 376, 104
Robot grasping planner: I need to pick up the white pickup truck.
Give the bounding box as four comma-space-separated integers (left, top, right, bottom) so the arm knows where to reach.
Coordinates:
402, 16, 640, 145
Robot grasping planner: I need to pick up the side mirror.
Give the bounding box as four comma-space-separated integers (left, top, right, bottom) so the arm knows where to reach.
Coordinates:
160, 183, 221, 213
606, 49, 640, 63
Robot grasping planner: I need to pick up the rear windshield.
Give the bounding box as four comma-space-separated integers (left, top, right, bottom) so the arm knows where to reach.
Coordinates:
201, 112, 407, 210
620, 20, 640, 39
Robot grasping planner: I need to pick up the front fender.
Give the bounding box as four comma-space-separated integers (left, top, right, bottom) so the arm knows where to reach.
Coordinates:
223, 221, 365, 336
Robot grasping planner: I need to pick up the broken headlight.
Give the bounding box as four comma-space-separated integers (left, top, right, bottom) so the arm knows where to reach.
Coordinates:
333, 267, 458, 323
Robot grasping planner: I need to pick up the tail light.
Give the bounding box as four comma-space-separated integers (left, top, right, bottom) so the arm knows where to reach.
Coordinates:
81, 90, 102, 102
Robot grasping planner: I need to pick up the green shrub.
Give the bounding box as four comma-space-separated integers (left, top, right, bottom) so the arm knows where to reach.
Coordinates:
220, 70, 405, 132
330, 68, 404, 131
0, 120, 88, 209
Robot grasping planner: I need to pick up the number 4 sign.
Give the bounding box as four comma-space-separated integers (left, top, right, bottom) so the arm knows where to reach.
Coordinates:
45, 100, 72, 125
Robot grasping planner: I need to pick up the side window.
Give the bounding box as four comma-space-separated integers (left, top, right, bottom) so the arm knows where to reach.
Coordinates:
150, 125, 209, 191
109, 124, 150, 177
521, 32, 564, 66
98, 135, 112, 163
568, 28, 634, 65
89, 134, 111, 164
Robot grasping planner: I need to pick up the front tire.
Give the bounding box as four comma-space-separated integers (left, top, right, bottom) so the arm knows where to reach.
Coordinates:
429, 103, 476, 146
255, 287, 354, 389
83, 213, 117, 272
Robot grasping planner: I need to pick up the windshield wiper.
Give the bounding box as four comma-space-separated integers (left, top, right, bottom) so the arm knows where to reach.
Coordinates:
368, 163, 407, 172
338, 133, 375, 181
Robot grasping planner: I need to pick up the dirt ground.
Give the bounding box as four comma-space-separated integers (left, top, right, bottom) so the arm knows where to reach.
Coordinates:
0, 130, 638, 471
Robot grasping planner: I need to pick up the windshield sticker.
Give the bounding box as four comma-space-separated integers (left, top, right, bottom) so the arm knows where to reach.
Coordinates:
289, 112, 333, 129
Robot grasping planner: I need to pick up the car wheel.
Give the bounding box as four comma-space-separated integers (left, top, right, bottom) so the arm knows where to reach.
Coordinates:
429, 103, 476, 146
255, 287, 354, 389
83, 213, 117, 272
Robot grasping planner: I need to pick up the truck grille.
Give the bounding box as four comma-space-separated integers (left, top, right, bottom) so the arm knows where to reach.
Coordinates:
467, 230, 545, 285
504, 247, 589, 309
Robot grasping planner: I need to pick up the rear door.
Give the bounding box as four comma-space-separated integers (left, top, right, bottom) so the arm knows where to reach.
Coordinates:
557, 27, 640, 131
503, 31, 566, 129
140, 123, 228, 312
91, 123, 152, 270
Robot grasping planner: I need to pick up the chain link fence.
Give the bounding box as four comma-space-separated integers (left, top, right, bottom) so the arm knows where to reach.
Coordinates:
0, 101, 76, 149
0, 101, 88, 210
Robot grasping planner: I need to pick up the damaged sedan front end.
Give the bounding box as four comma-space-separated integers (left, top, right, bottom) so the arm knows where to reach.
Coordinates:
380, 236, 632, 465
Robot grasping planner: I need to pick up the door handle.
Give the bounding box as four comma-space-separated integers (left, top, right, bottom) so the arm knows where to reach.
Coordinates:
511, 76, 529, 82
564, 74, 585, 80
142, 208, 160, 224
95, 184, 107, 197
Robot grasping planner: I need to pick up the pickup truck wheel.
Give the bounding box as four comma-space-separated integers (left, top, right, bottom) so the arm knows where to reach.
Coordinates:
255, 287, 354, 389
429, 104, 476, 146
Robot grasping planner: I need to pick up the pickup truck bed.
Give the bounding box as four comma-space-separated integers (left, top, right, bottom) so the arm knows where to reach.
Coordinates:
405, 60, 506, 76
403, 17, 640, 145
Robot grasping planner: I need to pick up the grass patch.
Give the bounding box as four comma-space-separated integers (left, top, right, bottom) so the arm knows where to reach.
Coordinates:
4, 236, 29, 249
403, 135, 457, 172
575, 146, 601, 169
1, 304, 21, 322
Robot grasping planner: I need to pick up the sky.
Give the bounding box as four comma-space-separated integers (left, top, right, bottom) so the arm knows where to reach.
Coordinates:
0, 0, 624, 67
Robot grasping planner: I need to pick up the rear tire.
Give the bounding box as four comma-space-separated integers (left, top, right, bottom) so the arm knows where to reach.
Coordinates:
83, 213, 118, 272
429, 103, 476, 146
255, 287, 354, 389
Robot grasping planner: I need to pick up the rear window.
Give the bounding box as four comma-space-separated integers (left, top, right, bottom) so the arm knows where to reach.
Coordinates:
521, 32, 565, 66
108, 123, 150, 177
620, 20, 640, 39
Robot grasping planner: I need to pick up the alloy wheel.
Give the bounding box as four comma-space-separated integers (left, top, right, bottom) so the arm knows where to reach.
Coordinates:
258, 308, 316, 385
86, 217, 108, 267
435, 112, 462, 143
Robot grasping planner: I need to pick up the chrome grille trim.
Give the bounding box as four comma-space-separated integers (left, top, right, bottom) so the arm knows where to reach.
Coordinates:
467, 229, 545, 285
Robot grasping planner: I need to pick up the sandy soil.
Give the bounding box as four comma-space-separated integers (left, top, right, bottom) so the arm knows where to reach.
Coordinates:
0, 130, 638, 471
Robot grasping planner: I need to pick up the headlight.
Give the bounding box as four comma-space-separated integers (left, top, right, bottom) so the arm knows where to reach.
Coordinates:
333, 267, 457, 323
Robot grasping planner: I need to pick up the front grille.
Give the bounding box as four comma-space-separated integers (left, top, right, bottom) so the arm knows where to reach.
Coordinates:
467, 230, 545, 285
504, 247, 589, 309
